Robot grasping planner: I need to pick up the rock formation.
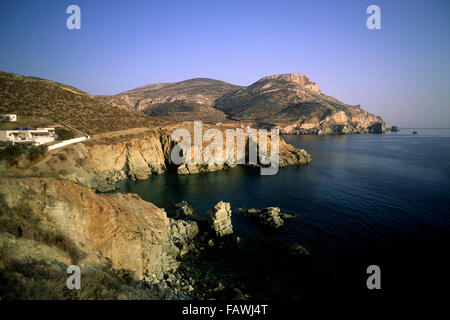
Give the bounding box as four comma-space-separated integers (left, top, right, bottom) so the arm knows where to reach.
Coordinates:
0, 124, 311, 192
0, 70, 324, 300
242, 206, 290, 229
205, 201, 233, 237
173, 201, 195, 220
215, 73, 387, 134
289, 243, 310, 256
257, 207, 285, 229
170, 218, 199, 257
368, 122, 384, 134
0, 178, 197, 280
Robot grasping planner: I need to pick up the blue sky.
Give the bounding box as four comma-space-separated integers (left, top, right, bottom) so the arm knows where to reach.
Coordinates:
0, 0, 449, 127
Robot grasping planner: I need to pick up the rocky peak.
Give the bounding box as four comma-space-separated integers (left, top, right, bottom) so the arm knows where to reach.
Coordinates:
256, 73, 321, 93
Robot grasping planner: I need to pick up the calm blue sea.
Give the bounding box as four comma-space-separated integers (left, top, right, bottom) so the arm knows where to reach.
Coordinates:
114, 128, 450, 298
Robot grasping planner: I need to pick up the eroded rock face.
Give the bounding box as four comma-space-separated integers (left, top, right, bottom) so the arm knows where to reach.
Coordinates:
35, 129, 173, 192
206, 201, 233, 237
242, 206, 286, 229
279, 141, 311, 167
257, 207, 285, 229
29, 126, 311, 191
169, 219, 199, 257
368, 122, 384, 134
215, 73, 387, 134
177, 163, 227, 175
84, 131, 170, 184
255, 73, 322, 93
173, 201, 195, 220
290, 110, 387, 135
0, 178, 194, 280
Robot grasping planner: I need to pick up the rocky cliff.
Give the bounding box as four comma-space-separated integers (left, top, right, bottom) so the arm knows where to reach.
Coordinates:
0, 178, 181, 277
0, 71, 314, 300
1, 124, 310, 192
0, 178, 310, 300
0, 177, 201, 299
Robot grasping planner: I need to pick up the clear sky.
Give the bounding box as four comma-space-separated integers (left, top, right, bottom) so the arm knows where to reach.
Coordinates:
0, 0, 449, 127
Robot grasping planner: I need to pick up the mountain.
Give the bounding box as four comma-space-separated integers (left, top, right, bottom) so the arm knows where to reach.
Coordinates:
100, 73, 387, 134
0, 71, 167, 134
96, 78, 243, 123
215, 73, 387, 134
0, 70, 386, 135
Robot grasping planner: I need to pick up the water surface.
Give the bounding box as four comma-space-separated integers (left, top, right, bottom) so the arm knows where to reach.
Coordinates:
114, 128, 450, 298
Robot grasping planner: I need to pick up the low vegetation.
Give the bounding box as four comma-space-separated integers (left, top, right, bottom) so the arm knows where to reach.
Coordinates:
55, 128, 76, 140
0, 71, 169, 134
0, 143, 48, 165
0, 264, 134, 300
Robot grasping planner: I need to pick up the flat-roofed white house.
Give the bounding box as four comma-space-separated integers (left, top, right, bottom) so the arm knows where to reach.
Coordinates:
0, 114, 17, 122
0, 128, 56, 145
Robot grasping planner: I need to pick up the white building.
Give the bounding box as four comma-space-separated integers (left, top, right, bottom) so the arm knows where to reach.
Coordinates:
0, 128, 56, 145
0, 114, 17, 122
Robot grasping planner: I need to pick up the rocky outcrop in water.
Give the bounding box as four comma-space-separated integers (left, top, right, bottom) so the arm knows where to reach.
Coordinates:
289, 243, 311, 256
81, 130, 171, 189
241, 206, 296, 229
174, 201, 195, 220
206, 201, 233, 237
256, 207, 285, 229
170, 218, 199, 257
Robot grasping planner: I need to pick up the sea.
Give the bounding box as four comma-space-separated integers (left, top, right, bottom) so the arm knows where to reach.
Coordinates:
113, 128, 450, 299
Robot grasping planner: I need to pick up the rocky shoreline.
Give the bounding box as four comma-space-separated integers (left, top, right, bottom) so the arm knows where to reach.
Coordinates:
0, 177, 311, 299
144, 201, 313, 300
0, 126, 313, 300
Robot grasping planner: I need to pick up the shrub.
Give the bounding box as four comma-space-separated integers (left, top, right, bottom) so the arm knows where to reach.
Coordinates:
0, 144, 27, 165
56, 128, 76, 140
26, 145, 48, 161
0, 143, 48, 165
57, 153, 67, 161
